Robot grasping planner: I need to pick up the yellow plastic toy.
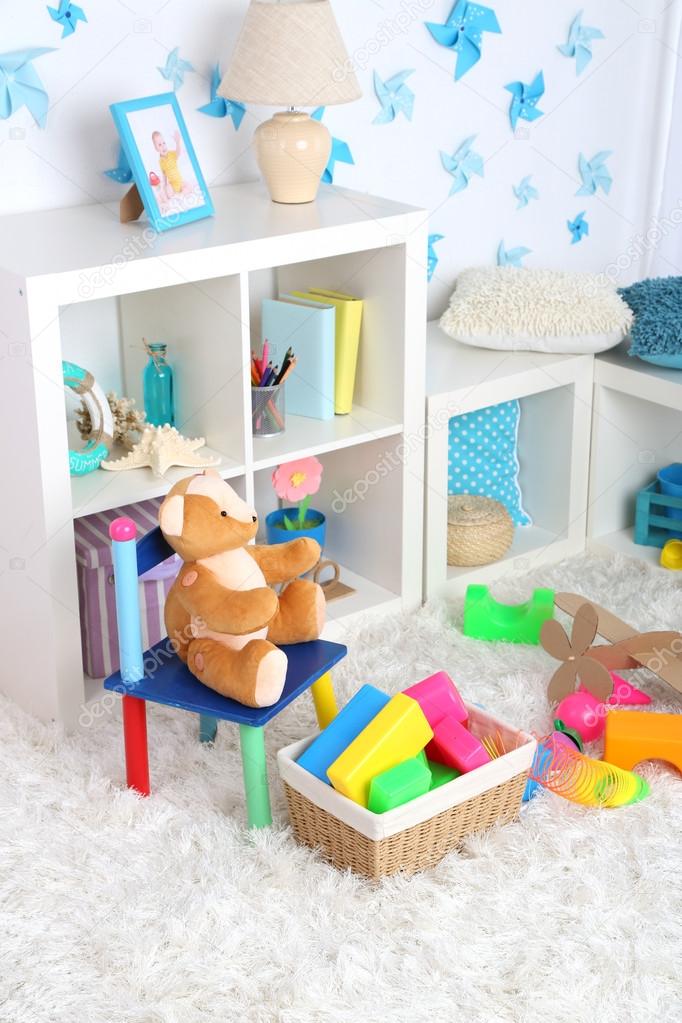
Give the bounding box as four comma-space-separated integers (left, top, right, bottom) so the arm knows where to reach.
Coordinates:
660, 539, 682, 570
604, 711, 682, 773
327, 693, 433, 806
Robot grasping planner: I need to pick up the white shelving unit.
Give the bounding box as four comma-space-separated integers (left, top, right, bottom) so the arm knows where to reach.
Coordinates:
0, 182, 427, 726
424, 322, 594, 599
588, 342, 682, 567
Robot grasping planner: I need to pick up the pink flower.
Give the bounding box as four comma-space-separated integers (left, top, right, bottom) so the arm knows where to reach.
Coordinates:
272, 457, 323, 503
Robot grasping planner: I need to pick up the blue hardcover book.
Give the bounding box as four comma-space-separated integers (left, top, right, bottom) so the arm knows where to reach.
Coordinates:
261, 296, 335, 420
297, 684, 391, 784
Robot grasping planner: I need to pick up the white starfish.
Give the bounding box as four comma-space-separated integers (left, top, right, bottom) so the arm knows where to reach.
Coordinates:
101, 424, 220, 478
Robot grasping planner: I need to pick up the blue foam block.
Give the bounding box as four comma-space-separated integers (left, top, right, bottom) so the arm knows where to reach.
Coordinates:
296, 684, 390, 784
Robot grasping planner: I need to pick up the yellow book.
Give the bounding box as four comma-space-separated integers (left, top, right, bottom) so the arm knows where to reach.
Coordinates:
326, 693, 433, 807
291, 288, 363, 415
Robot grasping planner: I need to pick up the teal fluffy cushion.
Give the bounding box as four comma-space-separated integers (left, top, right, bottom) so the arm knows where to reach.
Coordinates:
619, 276, 682, 359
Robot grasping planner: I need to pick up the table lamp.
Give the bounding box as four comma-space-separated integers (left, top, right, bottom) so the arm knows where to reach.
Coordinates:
218, 0, 361, 204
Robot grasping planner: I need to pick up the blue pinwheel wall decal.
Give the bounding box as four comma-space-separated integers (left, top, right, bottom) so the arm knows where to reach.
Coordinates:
568, 211, 589, 243
47, 1, 87, 37
104, 146, 132, 184
157, 47, 195, 91
312, 108, 354, 183
198, 64, 246, 129
513, 175, 539, 209
425, 1, 501, 81
576, 150, 612, 195
558, 12, 604, 75
373, 70, 415, 124
428, 234, 445, 281
441, 135, 484, 195
0, 48, 55, 128
497, 241, 531, 267
505, 71, 545, 131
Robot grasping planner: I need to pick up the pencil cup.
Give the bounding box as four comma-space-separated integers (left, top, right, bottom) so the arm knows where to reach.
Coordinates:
252, 384, 285, 437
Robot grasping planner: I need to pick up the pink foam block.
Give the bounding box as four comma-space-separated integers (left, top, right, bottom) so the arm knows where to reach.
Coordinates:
579, 674, 651, 707
403, 671, 468, 729
109, 517, 137, 542
426, 717, 491, 774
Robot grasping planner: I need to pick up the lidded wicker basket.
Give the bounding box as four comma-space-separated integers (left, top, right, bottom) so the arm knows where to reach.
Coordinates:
447, 494, 514, 567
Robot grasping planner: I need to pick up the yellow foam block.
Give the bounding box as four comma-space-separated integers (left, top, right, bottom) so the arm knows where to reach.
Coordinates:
327, 693, 433, 806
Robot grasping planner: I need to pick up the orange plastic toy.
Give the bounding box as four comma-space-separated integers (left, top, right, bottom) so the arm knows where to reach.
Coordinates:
604, 711, 682, 773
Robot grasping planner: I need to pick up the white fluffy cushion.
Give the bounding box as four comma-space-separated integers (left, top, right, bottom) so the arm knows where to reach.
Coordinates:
439, 267, 633, 354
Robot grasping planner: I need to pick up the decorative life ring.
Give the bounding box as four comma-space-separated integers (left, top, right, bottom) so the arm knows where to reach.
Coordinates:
63, 361, 114, 476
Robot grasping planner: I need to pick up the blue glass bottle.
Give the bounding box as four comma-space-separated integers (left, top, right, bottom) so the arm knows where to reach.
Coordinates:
143, 342, 175, 427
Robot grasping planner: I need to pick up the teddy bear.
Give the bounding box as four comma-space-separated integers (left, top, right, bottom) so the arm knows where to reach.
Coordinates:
159, 470, 325, 708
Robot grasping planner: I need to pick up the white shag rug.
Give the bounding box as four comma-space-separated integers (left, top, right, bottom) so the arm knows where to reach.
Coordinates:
1, 553, 681, 1023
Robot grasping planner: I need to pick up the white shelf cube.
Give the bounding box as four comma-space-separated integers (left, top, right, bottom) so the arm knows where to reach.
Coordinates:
588, 343, 682, 567
424, 322, 594, 598
0, 182, 426, 725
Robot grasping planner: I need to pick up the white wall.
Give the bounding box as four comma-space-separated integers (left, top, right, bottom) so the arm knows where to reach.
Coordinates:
2, 1, 681, 317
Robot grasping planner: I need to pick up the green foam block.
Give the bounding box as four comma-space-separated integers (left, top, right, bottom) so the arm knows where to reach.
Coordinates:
463, 584, 555, 644
368, 756, 432, 814
427, 759, 461, 789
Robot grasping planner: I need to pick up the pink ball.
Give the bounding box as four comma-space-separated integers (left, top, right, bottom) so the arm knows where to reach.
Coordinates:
555, 691, 605, 743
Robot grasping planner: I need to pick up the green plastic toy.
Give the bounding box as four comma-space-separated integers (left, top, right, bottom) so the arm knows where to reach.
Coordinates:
427, 760, 460, 789
368, 756, 431, 813
463, 584, 555, 644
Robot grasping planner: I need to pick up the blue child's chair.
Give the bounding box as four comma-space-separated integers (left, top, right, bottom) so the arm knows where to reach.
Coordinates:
103, 517, 346, 827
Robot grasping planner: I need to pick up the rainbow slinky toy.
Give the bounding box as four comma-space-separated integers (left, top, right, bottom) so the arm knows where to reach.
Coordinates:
530, 733, 649, 808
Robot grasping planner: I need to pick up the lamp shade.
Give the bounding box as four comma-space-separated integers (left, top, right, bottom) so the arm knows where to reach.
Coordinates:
218, 0, 361, 107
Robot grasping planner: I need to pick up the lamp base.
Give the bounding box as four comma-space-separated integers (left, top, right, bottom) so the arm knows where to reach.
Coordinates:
254, 111, 331, 204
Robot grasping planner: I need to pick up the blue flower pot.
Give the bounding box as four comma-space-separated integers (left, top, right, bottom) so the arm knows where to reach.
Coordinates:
265, 508, 326, 549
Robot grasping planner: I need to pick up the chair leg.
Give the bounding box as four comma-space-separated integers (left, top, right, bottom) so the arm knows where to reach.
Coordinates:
199, 714, 218, 744
122, 695, 150, 796
310, 671, 338, 729
238, 724, 272, 828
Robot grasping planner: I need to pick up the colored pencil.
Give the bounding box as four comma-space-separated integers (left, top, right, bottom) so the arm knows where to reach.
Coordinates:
274, 353, 292, 385
251, 344, 295, 390
278, 357, 297, 384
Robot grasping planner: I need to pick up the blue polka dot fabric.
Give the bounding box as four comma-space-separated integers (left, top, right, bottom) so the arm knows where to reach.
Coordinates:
448, 400, 532, 526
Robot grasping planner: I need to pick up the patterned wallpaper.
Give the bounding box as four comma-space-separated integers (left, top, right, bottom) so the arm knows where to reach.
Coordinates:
1, 0, 680, 316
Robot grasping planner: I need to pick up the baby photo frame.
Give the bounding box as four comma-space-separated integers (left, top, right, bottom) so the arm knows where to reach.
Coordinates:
110, 93, 214, 232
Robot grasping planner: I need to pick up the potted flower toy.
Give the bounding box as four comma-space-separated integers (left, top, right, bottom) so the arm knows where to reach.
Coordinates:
266, 456, 326, 548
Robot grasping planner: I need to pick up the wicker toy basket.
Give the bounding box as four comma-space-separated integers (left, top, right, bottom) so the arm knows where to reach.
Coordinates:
447, 494, 514, 567
278, 705, 536, 880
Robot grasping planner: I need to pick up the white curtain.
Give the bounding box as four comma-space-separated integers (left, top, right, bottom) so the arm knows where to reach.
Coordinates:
649, 12, 682, 279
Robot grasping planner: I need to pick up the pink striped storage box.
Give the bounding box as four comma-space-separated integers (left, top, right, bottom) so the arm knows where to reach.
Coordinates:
74, 498, 179, 679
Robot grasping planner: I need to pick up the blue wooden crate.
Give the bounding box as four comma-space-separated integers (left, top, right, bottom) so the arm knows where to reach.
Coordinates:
634, 480, 682, 547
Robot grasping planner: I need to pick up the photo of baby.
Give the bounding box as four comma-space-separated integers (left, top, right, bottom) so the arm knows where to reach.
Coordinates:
126, 103, 207, 218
